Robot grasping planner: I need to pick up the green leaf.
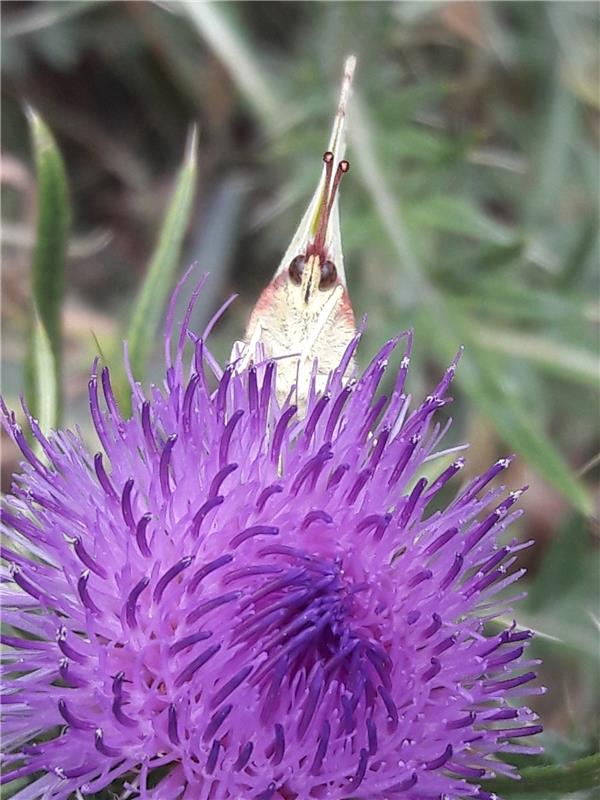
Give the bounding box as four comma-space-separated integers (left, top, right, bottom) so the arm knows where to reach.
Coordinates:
124, 126, 198, 392
452, 277, 589, 326
527, 515, 596, 612
30, 309, 59, 436
182, 2, 280, 131
383, 126, 457, 164
513, 515, 600, 661
556, 217, 599, 290
25, 107, 70, 425
486, 752, 600, 797
527, 72, 578, 231
407, 193, 516, 245
487, 610, 599, 661
0, 776, 31, 799
471, 324, 599, 388
422, 301, 592, 516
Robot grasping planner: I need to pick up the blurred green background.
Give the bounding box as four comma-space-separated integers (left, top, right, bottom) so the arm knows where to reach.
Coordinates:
1, 1, 599, 795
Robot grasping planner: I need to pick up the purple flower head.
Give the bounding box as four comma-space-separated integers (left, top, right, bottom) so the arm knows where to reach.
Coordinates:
1, 278, 543, 800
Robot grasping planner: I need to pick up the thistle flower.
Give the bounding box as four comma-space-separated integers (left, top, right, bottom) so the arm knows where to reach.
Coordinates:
1, 275, 543, 800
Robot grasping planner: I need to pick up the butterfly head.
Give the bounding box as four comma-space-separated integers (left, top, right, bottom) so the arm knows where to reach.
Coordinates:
285, 151, 350, 307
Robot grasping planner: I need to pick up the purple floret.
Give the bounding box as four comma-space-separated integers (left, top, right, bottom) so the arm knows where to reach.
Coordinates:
1, 279, 543, 799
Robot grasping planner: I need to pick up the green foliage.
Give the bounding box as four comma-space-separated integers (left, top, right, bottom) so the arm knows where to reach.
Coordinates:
24, 108, 70, 427
29, 308, 58, 442
487, 752, 600, 797
523, 515, 600, 661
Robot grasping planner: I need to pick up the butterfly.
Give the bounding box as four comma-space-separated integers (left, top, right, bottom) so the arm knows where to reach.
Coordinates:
232, 56, 358, 410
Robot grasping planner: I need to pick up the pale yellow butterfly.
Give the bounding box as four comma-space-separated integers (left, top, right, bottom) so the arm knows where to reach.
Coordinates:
232, 56, 358, 410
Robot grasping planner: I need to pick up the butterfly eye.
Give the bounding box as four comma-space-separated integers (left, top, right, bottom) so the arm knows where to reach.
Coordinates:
288, 255, 306, 286
319, 260, 337, 290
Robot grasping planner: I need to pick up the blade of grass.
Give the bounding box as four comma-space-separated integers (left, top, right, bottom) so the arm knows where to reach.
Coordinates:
472, 324, 599, 388
181, 1, 280, 131
407, 193, 516, 245
349, 94, 429, 308
25, 107, 70, 426
487, 616, 562, 646
30, 309, 59, 437
527, 61, 578, 230
488, 610, 600, 661
0, 776, 30, 799
485, 752, 600, 797
124, 126, 198, 398
452, 278, 589, 324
